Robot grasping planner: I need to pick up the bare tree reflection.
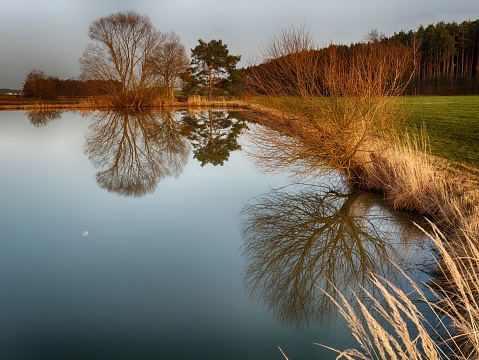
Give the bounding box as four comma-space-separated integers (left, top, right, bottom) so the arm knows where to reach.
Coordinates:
85, 109, 191, 196
240, 184, 426, 328
182, 110, 247, 166
27, 110, 62, 127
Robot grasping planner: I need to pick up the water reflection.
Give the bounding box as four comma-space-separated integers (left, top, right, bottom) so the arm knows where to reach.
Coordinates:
27, 110, 62, 127
240, 184, 427, 328
84, 110, 191, 197
182, 109, 247, 166
24, 109, 249, 196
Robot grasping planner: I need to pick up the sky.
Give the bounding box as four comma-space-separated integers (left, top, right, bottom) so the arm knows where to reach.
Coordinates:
0, 0, 478, 89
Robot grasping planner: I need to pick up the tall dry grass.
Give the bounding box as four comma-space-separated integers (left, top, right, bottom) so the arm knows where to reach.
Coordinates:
319, 221, 479, 360
349, 129, 479, 235
185, 94, 244, 108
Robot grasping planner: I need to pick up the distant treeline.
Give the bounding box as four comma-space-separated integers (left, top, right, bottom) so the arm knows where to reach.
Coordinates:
391, 19, 479, 95
23, 69, 117, 99
245, 19, 479, 97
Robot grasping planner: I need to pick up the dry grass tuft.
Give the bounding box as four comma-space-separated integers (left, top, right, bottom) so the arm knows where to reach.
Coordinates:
348, 129, 479, 235
185, 95, 244, 108
319, 220, 479, 359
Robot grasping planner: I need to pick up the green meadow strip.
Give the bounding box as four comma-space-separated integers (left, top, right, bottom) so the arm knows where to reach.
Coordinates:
402, 95, 479, 169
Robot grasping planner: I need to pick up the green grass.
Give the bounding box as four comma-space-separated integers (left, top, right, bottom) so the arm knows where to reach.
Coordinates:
402, 95, 479, 168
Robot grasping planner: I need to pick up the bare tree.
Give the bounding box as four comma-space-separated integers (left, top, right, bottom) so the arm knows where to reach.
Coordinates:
23, 69, 58, 99
363, 28, 385, 43
253, 23, 319, 99
246, 25, 416, 178
23, 69, 46, 98
148, 31, 189, 103
79, 11, 160, 107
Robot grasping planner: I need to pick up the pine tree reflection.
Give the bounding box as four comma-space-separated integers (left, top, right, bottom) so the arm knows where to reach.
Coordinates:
182, 110, 247, 166
27, 110, 62, 127
85, 109, 191, 196
240, 185, 425, 328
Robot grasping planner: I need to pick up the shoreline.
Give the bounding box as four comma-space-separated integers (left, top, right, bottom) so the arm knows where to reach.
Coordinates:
0, 96, 250, 111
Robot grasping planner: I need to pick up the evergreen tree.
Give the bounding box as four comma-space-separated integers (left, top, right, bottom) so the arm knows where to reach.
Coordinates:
189, 39, 241, 100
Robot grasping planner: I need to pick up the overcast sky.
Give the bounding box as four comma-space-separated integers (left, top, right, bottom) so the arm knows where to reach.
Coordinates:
1, 0, 477, 89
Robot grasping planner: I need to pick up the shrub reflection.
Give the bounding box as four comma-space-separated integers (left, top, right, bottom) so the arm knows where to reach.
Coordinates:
240, 184, 427, 328
27, 110, 62, 127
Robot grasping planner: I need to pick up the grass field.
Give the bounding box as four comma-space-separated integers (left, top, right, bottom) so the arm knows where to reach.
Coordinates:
402, 96, 479, 169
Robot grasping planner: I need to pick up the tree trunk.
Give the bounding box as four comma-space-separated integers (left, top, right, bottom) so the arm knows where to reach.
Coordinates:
209, 65, 213, 101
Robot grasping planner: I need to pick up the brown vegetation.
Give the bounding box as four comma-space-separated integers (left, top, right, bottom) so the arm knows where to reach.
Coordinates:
319, 221, 479, 359
0, 96, 113, 110
246, 24, 415, 176
0, 94, 249, 111
243, 25, 479, 358
245, 25, 479, 235
80, 11, 189, 108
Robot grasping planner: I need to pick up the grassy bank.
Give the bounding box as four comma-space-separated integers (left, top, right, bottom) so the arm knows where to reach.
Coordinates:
245, 94, 479, 225
402, 96, 479, 169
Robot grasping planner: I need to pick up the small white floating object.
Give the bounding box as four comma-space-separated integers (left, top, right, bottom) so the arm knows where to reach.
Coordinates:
82, 230, 89, 237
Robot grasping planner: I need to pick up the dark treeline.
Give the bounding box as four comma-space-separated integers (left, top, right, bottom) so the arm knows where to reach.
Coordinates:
391, 19, 479, 95
246, 19, 479, 97
23, 69, 114, 99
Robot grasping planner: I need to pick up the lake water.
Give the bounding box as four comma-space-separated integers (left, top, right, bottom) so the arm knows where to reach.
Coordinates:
0, 109, 432, 359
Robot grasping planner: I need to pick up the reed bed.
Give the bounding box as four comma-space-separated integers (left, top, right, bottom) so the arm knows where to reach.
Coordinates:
349, 132, 479, 234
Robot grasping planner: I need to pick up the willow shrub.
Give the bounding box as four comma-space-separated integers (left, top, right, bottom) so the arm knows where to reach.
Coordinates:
246, 25, 415, 176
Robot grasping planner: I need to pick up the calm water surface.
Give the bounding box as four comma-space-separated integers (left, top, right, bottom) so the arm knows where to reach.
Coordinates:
0, 110, 432, 359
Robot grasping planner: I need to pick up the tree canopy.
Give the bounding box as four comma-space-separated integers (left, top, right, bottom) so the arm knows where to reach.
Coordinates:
189, 39, 241, 99
148, 31, 189, 101
390, 19, 479, 94
79, 11, 188, 107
